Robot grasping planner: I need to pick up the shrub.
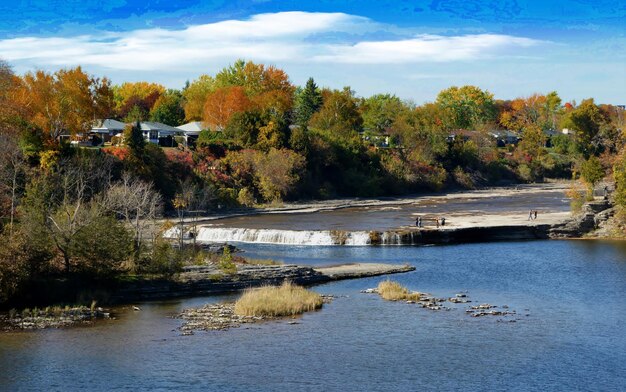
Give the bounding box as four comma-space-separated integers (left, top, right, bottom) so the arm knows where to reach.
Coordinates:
218, 246, 237, 274
234, 281, 323, 317
377, 280, 422, 301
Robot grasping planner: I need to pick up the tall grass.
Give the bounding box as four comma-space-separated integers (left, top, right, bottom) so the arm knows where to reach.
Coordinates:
377, 280, 422, 301
234, 281, 323, 317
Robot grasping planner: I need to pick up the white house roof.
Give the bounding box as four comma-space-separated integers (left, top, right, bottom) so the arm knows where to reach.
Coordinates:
91, 119, 127, 133
176, 121, 205, 135
139, 121, 181, 135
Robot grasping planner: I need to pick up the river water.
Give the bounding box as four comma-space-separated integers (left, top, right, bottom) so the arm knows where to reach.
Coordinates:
1, 240, 625, 391
212, 186, 570, 231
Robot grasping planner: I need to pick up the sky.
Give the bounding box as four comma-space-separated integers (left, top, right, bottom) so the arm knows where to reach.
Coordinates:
0, 0, 624, 104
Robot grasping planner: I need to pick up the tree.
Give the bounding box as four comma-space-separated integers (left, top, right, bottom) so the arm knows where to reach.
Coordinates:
562, 99, 606, 157
253, 148, 306, 202
18, 67, 114, 141
294, 78, 323, 128
203, 86, 252, 131
124, 121, 145, 155
436, 85, 496, 129
114, 81, 164, 117
580, 156, 604, 197
360, 94, 405, 134
0, 131, 27, 235
103, 173, 162, 258
183, 75, 216, 121
150, 89, 185, 126
309, 87, 363, 137
500, 92, 562, 133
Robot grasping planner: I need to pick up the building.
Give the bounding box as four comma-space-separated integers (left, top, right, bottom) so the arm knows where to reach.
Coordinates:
176, 121, 206, 146
488, 130, 520, 147
139, 121, 183, 146
89, 119, 127, 145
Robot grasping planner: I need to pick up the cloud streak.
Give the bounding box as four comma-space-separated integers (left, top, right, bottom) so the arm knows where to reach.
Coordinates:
0, 12, 543, 72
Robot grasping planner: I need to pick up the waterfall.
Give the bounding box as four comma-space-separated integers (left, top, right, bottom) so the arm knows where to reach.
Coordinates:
164, 226, 426, 246
179, 227, 373, 246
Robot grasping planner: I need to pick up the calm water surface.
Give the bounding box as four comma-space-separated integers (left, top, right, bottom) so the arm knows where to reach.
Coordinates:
1, 240, 626, 391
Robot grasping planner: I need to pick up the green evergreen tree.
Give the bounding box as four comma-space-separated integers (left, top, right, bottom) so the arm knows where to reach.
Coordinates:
295, 78, 323, 128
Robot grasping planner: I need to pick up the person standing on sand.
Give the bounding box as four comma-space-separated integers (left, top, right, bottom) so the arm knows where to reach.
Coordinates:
441, 217, 446, 226
436, 217, 440, 228
528, 210, 533, 220
533, 210, 537, 220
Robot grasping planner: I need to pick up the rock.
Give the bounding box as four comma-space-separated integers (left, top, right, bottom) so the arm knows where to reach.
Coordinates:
132, 306, 141, 311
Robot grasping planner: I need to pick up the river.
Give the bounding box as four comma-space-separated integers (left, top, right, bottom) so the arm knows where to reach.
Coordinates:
1, 239, 625, 391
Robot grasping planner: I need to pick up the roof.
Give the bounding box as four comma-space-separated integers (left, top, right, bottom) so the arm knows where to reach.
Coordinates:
139, 121, 181, 134
91, 119, 126, 132
176, 121, 205, 134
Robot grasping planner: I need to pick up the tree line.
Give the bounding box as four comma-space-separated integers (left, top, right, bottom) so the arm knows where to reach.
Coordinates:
0, 58, 624, 305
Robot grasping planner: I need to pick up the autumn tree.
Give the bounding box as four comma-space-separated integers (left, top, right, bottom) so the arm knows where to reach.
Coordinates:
182, 75, 216, 121
114, 82, 165, 122
253, 148, 306, 202
203, 86, 252, 130
19, 67, 114, 141
500, 92, 562, 132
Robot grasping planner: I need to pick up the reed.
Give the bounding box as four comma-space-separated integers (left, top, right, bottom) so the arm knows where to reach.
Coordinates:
234, 281, 323, 317
377, 280, 422, 301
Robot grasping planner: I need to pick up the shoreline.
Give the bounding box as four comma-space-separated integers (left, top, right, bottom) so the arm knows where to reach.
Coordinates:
111, 263, 415, 303
171, 182, 571, 225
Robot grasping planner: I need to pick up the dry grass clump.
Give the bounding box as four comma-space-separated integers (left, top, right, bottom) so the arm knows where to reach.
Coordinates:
234, 281, 323, 317
378, 280, 422, 301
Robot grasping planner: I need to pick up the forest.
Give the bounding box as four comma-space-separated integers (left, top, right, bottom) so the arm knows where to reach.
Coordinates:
0, 58, 624, 305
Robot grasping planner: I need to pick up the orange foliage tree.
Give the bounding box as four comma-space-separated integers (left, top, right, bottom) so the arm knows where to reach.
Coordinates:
18, 66, 114, 141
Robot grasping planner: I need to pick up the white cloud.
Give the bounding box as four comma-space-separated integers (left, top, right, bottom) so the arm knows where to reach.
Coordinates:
0, 12, 543, 72
315, 34, 541, 63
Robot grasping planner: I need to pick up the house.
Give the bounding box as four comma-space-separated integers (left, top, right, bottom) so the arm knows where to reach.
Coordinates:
139, 121, 183, 146
489, 130, 520, 147
89, 119, 127, 145
176, 121, 206, 146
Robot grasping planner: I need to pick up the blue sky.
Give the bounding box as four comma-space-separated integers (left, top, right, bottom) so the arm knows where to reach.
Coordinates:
0, 0, 624, 103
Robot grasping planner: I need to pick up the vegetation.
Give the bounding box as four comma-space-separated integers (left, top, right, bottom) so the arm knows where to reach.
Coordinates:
0, 55, 625, 304
234, 281, 323, 317
377, 280, 422, 301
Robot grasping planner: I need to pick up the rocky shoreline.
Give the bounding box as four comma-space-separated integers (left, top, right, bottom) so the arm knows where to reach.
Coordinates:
0, 306, 112, 331
111, 263, 415, 303
176, 295, 334, 334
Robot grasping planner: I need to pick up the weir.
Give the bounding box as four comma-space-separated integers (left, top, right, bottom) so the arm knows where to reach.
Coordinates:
168, 224, 552, 246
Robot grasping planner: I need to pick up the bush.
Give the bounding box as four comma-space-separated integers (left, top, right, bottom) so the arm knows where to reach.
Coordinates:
218, 246, 237, 274
377, 280, 422, 301
234, 281, 323, 317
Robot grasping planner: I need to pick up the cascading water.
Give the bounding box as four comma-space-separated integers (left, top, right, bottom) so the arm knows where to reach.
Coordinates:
183, 227, 374, 246
164, 226, 427, 246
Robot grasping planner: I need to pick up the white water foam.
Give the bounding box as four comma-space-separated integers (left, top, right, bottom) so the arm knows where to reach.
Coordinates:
187, 227, 372, 246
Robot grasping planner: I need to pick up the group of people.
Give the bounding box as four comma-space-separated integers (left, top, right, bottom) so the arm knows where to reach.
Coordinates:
528, 210, 538, 220
415, 216, 445, 228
